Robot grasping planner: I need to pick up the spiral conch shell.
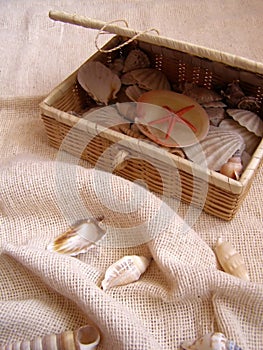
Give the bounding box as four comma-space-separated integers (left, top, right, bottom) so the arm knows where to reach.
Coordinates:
0, 324, 100, 350
181, 332, 242, 349
214, 237, 249, 281
101, 255, 151, 290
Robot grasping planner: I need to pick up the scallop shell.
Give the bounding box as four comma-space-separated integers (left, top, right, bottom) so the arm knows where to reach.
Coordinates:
47, 218, 106, 256
125, 85, 147, 102
101, 255, 151, 291
182, 82, 222, 104
183, 127, 245, 171
226, 109, 263, 137
0, 325, 100, 350
205, 107, 226, 126
214, 237, 249, 281
77, 61, 121, 105
181, 332, 242, 350
219, 118, 260, 155
123, 49, 150, 73
122, 68, 170, 90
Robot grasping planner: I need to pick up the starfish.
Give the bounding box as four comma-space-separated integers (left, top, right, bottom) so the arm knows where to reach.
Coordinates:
148, 104, 196, 139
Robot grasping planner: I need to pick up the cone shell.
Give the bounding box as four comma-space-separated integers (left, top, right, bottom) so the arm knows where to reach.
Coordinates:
182, 82, 222, 104
214, 237, 249, 281
181, 332, 242, 350
121, 68, 170, 90
0, 325, 100, 350
123, 49, 150, 72
101, 255, 151, 291
219, 118, 260, 155
183, 127, 245, 171
77, 61, 121, 105
47, 218, 106, 256
226, 109, 263, 137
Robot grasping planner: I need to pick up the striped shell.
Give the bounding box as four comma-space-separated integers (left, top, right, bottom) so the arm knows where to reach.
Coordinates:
226, 109, 263, 137
0, 325, 100, 350
181, 332, 242, 350
183, 127, 245, 171
121, 68, 171, 90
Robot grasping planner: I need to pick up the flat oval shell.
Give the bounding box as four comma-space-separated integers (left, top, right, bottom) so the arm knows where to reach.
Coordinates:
136, 90, 209, 147
77, 61, 121, 105
183, 126, 245, 171
226, 108, 263, 137
219, 118, 260, 155
123, 49, 150, 72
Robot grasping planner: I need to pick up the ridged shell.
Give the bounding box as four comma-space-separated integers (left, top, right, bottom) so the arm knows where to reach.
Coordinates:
101, 255, 151, 291
219, 119, 260, 155
122, 68, 171, 90
205, 107, 226, 126
77, 61, 121, 105
226, 109, 263, 137
47, 218, 106, 256
214, 237, 249, 281
125, 85, 147, 102
182, 82, 222, 104
0, 325, 100, 350
123, 49, 150, 72
181, 332, 242, 350
183, 127, 245, 171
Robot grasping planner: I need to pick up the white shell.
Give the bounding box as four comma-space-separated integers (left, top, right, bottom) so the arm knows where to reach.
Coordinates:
226, 109, 263, 137
77, 61, 121, 105
125, 85, 147, 102
47, 218, 106, 256
101, 255, 151, 290
219, 119, 260, 155
181, 332, 242, 350
214, 237, 249, 281
183, 127, 245, 171
123, 49, 150, 72
122, 68, 170, 90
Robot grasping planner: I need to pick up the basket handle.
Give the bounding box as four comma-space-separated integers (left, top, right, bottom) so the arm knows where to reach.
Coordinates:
49, 11, 159, 52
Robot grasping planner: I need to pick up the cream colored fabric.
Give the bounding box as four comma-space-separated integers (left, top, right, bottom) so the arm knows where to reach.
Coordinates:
0, 1, 263, 349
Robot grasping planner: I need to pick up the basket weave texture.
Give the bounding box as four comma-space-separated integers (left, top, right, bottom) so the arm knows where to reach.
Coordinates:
40, 34, 263, 221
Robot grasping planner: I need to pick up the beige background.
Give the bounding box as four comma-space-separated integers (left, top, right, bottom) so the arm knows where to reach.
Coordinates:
0, 1, 262, 349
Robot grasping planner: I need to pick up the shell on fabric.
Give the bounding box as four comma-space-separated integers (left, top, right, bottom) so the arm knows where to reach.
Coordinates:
77, 61, 121, 105
220, 156, 243, 180
214, 237, 249, 281
47, 218, 106, 256
181, 332, 242, 350
101, 255, 151, 291
125, 85, 147, 102
121, 68, 171, 91
219, 118, 261, 155
123, 49, 150, 73
183, 126, 245, 171
202, 101, 227, 108
182, 82, 222, 104
205, 107, 226, 126
226, 109, 263, 137
0, 325, 100, 350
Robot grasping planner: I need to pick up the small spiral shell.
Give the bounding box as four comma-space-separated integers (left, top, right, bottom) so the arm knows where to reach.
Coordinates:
181, 332, 242, 350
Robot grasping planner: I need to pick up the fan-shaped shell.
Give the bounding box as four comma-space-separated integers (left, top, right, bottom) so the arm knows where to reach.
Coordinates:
183, 127, 245, 171
182, 82, 222, 104
101, 255, 151, 291
125, 85, 147, 102
219, 118, 260, 155
123, 49, 150, 72
77, 61, 121, 105
226, 109, 263, 137
122, 68, 170, 91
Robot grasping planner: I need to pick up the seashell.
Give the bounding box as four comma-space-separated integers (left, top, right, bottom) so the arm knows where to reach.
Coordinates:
183, 127, 245, 171
202, 101, 227, 108
214, 237, 249, 281
123, 49, 150, 73
241, 150, 252, 169
181, 332, 242, 350
205, 107, 226, 126
226, 109, 263, 137
237, 95, 260, 113
220, 156, 243, 180
119, 123, 146, 139
125, 85, 147, 102
47, 218, 106, 256
168, 147, 186, 158
101, 255, 151, 291
77, 61, 121, 105
0, 324, 100, 350
109, 57, 124, 75
221, 80, 245, 107
219, 118, 260, 155
182, 82, 222, 104
122, 68, 171, 90
116, 102, 137, 122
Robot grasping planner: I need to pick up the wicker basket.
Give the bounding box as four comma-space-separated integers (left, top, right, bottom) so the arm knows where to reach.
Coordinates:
40, 11, 263, 220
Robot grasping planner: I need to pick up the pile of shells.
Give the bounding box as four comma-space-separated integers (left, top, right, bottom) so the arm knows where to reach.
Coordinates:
76, 47, 262, 180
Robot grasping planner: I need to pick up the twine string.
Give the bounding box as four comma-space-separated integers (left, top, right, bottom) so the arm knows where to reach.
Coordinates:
95, 19, 159, 53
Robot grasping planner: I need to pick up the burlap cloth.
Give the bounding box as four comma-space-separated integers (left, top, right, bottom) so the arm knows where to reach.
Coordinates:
0, 1, 262, 349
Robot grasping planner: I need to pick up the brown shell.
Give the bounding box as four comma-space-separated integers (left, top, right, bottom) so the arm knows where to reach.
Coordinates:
237, 96, 260, 113
182, 82, 222, 104
222, 80, 245, 107
122, 68, 171, 91
125, 85, 147, 102
226, 108, 263, 137
123, 49, 150, 73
